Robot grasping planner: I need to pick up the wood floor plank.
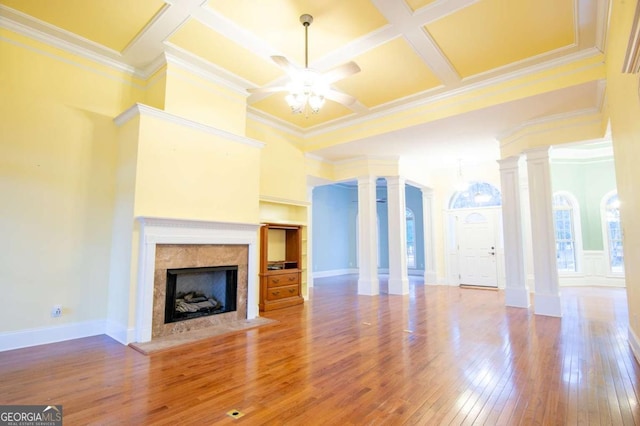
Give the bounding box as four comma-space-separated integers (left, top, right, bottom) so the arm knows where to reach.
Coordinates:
0, 278, 639, 425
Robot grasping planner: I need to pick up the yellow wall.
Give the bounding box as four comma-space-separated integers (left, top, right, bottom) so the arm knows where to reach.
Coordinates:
606, 1, 640, 344
164, 62, 248, 136
246, 119, 308, 203
305, 155, 336, 182
145, 66, 167, 110
0, 28, 142, 333
107, 109, 264, 331
133, 113, 261, 223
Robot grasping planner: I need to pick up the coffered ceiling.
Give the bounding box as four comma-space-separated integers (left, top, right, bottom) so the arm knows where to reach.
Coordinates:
0, 0, 609, 164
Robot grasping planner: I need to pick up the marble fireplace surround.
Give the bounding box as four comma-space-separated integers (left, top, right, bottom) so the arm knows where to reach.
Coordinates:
135, 217, 260, 343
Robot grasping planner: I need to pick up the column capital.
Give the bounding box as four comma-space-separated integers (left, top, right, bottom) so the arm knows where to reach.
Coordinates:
385, 176, 406, 187
497, 155, 521, 171
524, 146, 552, 161
357, 175, 378, 185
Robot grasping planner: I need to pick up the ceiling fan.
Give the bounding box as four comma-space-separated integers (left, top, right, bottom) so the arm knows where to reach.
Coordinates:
248, 14, 361, 114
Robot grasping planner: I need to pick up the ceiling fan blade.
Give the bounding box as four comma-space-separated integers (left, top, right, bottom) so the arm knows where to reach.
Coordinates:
271, 55, 300, 75
322, 61, 361, 84
247, 86, 287, 94
324, 89, 357, 106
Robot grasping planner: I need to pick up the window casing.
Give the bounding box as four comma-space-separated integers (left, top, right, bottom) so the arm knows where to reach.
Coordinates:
406, 208, 416, 268
602, 192, 624, 274
552, 193, 577, 272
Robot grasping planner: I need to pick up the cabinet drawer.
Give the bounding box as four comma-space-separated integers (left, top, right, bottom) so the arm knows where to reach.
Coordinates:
267, 272, 299, 288
267, 285, 299, 301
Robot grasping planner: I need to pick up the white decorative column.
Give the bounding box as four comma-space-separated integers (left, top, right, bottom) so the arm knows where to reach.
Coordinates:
357, 176, 380, 295
387, 176, 409, 294
525, 147, 561, 317
306, 185, 314, 290
498, 156, 530, 308
421, 187, 437, 285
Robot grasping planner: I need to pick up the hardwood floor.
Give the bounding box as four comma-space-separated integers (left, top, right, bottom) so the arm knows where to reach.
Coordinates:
1, 276, 639, 425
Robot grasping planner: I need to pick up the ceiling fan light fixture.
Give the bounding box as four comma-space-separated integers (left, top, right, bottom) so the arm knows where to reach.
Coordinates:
283, 14, 328, 115
249, 14, 360, 115
308, 94, 325, 112
285, 92, 306, 113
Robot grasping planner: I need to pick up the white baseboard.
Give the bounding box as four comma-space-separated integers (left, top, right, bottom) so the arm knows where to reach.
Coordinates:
424, 271, 437, 284
312, 268, 358, 278
0, 319, 106, 352
105, 319, 135, 345
629, 327, 640, 367
559, 275, 626, 287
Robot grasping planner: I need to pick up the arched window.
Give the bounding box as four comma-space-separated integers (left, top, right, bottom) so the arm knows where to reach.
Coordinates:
449, 181, 502, 209
406, 208, 416, 268
552, 192, 578, 272
602, 192, 624, 273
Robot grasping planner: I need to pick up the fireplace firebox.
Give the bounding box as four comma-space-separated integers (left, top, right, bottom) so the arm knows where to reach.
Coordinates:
165, 265, 238, 324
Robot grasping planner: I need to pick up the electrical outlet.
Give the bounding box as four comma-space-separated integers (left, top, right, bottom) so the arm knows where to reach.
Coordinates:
51, 305, 62, 318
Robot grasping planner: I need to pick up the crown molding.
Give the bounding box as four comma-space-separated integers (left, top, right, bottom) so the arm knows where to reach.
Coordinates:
595, 0, 610, 52
0, 5, 144, 77
499, 106, 601, 142
623, 0, 640, 73
303, 48, 604, 140
163, 48, 250, 96
259, 195, 311, 207
500, 108, 603, 150
246, 109, 306, 137
304, 153, 330, 163
114, 103, 264, 149
333, 155, 400, 166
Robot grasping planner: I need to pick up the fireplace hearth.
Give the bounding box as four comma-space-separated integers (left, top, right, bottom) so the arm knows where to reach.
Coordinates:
165, 265, 238, 324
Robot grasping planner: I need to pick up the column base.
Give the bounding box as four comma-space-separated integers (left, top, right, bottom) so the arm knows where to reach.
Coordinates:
358, 278, 380, 296
505, 286, 530, 308
388, 278, 409, 295
534, 292, 562, 317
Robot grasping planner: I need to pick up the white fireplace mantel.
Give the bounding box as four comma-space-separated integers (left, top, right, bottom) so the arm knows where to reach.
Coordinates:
135, 217, 260, 343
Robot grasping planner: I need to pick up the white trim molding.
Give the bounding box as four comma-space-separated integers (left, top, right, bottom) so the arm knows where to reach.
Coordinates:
559, 250, 625, 287
132, 217, 261, 344
629, 327, 640, 367
0, 320, 106, 352
114, 103, 265, 149
312, 269, 359, 279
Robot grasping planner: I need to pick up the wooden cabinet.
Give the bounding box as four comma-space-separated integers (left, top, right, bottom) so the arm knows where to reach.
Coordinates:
259, 223, 304, 311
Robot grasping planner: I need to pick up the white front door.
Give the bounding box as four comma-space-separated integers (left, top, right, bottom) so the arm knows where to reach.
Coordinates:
458, 210, 498, 287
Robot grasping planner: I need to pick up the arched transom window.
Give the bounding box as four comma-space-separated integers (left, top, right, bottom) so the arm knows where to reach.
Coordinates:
449, 181, 502, 209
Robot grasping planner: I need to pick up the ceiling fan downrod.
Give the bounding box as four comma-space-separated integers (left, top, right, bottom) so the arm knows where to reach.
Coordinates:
300, 14, 313, 68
